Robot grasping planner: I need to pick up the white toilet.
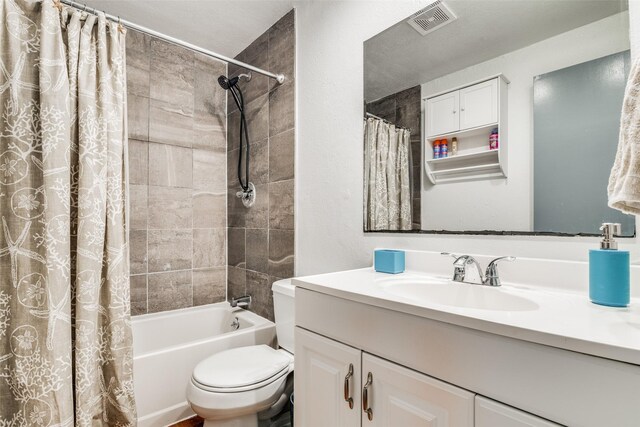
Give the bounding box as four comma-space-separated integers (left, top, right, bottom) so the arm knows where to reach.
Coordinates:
187, 279, 295, 427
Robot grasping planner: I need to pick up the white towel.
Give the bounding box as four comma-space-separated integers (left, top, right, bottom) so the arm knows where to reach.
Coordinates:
608, 58, 640, 215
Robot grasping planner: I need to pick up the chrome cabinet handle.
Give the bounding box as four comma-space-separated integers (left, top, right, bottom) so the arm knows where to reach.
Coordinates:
343, 363, 354, 409
362, 372, 373, 421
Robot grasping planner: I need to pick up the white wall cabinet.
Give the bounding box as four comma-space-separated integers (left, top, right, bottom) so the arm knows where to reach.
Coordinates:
424, 74, 508, 184
426, 91, 459, 136
295, 327, 476, 427
476, 397, 561, 427
425, 76, 501, 138
459, 78, 498, 130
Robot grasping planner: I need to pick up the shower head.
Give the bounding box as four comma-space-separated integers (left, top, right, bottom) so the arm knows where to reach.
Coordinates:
217, 75, 238, 90
217, 73, 252, 90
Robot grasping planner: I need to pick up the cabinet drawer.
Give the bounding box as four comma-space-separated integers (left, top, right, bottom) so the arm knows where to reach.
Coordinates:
476, 396, 562, 426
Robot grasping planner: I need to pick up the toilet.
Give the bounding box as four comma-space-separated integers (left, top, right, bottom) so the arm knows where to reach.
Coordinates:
187, 279, 295, 427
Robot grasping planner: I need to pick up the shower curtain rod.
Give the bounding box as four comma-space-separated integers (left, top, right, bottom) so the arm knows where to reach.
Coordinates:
365, 112, 411, 132
59, 0, 286, 84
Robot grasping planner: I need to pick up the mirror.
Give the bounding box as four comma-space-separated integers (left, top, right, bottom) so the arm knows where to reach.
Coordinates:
363, 0, 634, 236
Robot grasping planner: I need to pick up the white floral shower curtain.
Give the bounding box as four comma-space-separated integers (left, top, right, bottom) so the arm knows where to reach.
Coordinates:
363, 117, 412, 231
1, 0, 136, 425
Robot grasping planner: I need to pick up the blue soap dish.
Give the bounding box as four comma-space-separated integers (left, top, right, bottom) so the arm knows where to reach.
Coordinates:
374, 249, 405, 274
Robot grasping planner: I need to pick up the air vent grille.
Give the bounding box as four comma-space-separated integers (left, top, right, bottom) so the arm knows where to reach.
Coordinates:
407, 1, 457, 36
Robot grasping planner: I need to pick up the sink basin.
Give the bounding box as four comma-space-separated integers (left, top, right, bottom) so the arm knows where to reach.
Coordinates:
378, 276, 539, 312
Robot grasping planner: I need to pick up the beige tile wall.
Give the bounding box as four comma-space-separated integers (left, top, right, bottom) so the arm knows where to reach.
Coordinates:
127, 29, 228, 315
227, 10, 296, 321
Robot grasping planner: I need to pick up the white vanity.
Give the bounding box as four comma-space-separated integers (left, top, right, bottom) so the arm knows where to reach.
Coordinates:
293, 251, 640, 427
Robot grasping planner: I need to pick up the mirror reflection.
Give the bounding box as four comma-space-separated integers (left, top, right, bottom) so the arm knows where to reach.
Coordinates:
363, 0, 634, 235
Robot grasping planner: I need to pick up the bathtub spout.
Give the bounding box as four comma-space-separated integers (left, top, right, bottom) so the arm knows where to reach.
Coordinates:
231, 295, 252, 309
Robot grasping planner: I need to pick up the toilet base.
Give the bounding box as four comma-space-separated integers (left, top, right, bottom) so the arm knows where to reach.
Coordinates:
203, 414, 257, 427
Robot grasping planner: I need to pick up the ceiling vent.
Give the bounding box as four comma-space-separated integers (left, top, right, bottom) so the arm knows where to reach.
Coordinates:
407, 1, 457, 36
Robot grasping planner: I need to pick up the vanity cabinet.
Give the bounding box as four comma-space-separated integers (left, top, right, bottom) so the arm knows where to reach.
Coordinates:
363, 351, 474, 427
295, 327, 361, 427
295, 327, 475, 427
295, 286, 640, 426
475, 397, 560, 427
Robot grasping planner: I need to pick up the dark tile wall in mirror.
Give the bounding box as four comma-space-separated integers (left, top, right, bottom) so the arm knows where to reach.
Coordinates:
227, 10, 296, 321
127, 29, 228, 315
366, 85, 421, 230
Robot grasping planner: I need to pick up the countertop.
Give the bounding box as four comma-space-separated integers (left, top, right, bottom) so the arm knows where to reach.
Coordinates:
293, 267, 640, 366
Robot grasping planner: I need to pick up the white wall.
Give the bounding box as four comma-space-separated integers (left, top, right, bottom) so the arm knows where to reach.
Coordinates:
295, 0, 640, 276
420, 12, 629, 231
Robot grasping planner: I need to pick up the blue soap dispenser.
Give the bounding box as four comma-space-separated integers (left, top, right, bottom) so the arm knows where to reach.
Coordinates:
589, 223, 630, 307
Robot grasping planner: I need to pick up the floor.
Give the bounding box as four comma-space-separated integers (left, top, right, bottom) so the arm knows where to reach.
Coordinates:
171, 417, 204, 427
171, 409, 292, 427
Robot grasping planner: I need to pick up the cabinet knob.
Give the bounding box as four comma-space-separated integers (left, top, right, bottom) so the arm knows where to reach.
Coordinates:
343, 363, 354, 409
362, 372, 373, 421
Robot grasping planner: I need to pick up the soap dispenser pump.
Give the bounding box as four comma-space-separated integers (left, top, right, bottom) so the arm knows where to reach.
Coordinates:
589, 223, 630, 307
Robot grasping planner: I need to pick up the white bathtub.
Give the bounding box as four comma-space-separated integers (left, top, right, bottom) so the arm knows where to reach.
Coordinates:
132, 302, 276, 427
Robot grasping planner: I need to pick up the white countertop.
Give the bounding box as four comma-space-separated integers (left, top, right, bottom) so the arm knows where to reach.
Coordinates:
293, 266, 640, 366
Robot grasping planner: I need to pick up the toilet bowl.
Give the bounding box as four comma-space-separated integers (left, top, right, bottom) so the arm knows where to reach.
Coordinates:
187, 279, 295, 427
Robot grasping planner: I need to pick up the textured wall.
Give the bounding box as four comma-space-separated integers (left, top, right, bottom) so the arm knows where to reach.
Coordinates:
366, 85, 422, 230
226, 10, 296, 321
126, 29, 228, 315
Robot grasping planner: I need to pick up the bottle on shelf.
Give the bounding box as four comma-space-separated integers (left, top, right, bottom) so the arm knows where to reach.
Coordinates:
432, 139, 441, 159
489, 128, 499, 150
440, 138, 449, 158
451, 137, 458, 156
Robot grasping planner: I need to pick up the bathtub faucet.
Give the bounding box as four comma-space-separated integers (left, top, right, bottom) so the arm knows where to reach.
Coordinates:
231, 295, 252, 309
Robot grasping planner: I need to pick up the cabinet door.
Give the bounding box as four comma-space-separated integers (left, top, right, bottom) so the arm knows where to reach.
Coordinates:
362, 353, 474, 427
476, 396, 561, 427
294, 328, 361, 427
459, 78, 498, 130
426, 91, 459, 136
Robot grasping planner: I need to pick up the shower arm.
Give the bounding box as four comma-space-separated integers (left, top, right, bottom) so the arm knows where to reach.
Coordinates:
58, 0, 285, 84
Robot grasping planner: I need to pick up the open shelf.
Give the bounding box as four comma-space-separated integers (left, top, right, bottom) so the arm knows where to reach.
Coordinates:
425, 148, 504, 184
426, 122, 498, 142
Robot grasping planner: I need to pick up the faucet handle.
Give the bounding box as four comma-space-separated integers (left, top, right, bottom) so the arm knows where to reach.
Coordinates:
484, 256, 516, 287
442, 252, 469, 282
441, 252, 459, 261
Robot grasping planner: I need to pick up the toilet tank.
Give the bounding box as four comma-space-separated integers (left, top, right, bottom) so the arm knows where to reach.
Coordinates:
272, 279, 295, 354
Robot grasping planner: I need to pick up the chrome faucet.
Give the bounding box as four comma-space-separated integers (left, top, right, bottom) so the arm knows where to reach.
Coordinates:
441, 253, 515, 286
230, 295, 252, 309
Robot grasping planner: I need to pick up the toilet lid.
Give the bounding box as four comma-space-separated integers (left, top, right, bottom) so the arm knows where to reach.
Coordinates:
192, 345, 291, 390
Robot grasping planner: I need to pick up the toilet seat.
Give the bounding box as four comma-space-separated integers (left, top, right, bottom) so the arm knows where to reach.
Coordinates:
191, 345, 293, 393
187, 345, 294, 423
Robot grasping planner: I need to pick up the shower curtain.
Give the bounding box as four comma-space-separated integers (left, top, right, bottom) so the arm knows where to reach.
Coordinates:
0, 0, 136, 425
363, 117, 412, 231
